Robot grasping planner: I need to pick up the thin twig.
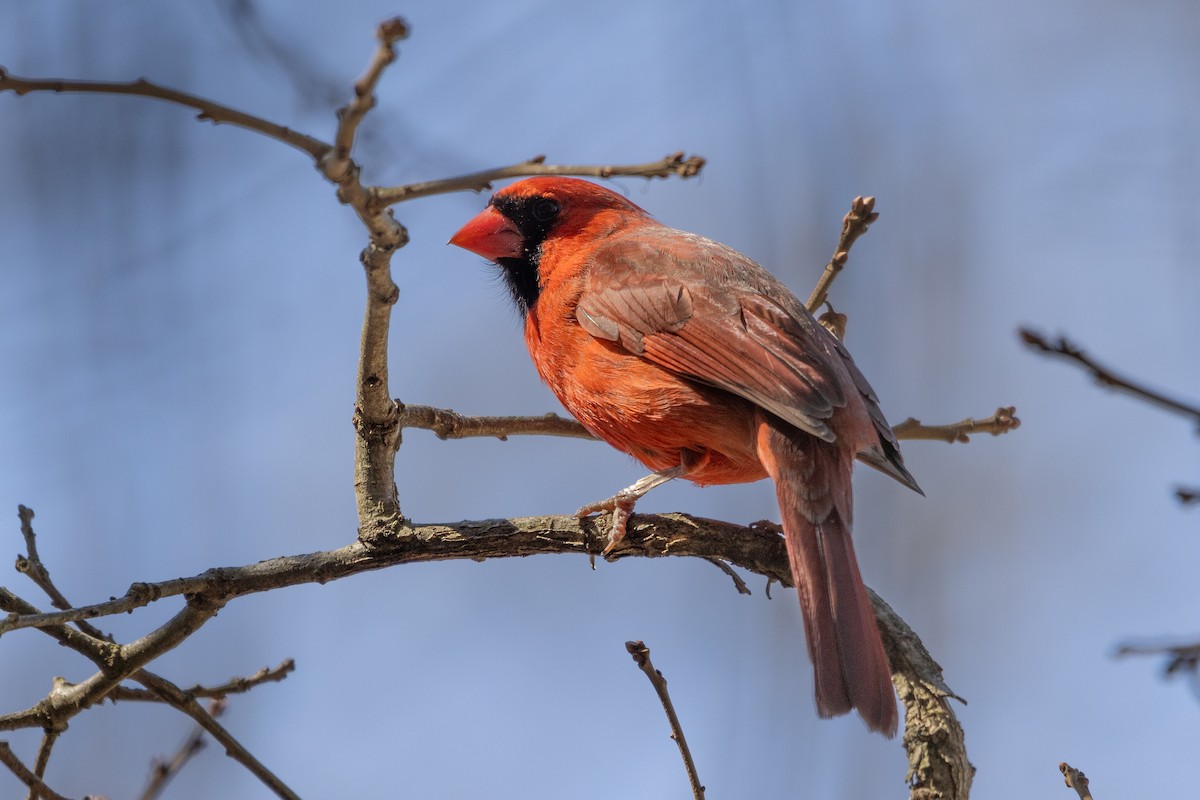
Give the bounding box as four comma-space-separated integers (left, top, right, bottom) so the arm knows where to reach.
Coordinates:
397, 402, 1019, 447
0, 742, 70, 800
0, 585, 296, 798
805, 195, 879, 313
333, 18, 409, 159
15, 506, 73, 613
107, 660, 296, 703
1059, 762, 1094, 800
140, 698, 227, 800
1115, 639, 1200, 700
27, 731, 58, 800
375, 152, 707, 205
13, 506, 293, 796
1020, 329, 1200, 425
625, 641, 706, 800
397, 404, 593, 443
16, 505, 115, 646
701, 558, 751, 595
134, 673, 299, 800
0, 69, 328, 159
891, 406, 1021, 444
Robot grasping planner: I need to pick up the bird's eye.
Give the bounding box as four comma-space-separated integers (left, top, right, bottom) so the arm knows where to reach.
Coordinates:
531, 198, 560, 223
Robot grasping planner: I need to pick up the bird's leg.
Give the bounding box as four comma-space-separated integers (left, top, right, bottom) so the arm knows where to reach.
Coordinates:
578, 466, 684, 555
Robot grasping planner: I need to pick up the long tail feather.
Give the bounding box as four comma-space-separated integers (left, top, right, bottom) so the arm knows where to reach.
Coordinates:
757, 413, 898, 736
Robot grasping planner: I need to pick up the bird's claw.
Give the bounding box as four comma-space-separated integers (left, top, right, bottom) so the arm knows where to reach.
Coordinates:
578, 492, 639, 556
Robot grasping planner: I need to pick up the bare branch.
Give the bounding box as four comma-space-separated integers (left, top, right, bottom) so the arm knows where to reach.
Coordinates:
375, 152, 707, 205
398, 402, 1019, 447
1020, 328, 1200, 425
0, 69, 329, 159
134, 673, 299, 800
398, 404, 592, 442
0, 742, 70, 800
1115, 639, 1200, 700
892, 406, 1021, 444
873, 589, 974, 800
805, 195, 879, 313
626, 641, 706, 800
140, 699, 227, 800
0, 579, 296, 798
1, 508, 968, 799
0, 514, 790, 637
0, 594, 225, 731
333, 18, 409, 159
1059, 762, 1094, 800
108, 660, 296, 703
26, 732, 58, 800
15, 505, 73, 613
701, 558, 751, 596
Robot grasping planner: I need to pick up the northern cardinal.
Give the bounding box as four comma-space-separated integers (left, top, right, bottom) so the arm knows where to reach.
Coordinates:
450, 177, 920, 735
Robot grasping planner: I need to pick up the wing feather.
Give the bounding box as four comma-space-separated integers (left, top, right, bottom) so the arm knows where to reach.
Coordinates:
576, 233, 849, 442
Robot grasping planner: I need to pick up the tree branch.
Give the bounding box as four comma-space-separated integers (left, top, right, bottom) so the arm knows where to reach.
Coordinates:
140, 699, 226, 800
0, 69, 329, 160
333, 18, 409, 159
1115, 639, 1200, 700
0, 743, 70, 800
1, 509, 970, 800
106, 660, 296, 704
891, 406, 1021, 444
875, 590, 974, 800
397, 401, 1020, 448
626, 641, 705, 800
133, 673, 299, 800
805, 195, 879, 313
373, 152, 707, 205
1059, 762, 1094, 800
26, 732, 57, 800
1020, 329, 1200, 426
396, 404, 593, 443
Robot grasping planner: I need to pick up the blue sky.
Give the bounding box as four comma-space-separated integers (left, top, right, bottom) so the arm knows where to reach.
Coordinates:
2, 1, 1199, 797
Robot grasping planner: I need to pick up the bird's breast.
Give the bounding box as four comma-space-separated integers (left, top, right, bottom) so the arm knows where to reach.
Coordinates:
524, 307, 766, 486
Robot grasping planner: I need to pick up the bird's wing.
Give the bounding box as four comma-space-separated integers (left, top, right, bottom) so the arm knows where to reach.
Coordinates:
575, 233, 849, 442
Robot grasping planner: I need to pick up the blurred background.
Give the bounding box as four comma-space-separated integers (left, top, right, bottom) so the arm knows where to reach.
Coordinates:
2, 1, 1198, 797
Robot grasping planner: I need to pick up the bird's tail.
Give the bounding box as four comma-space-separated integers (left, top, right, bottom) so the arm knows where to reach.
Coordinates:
756, 413, 898, 736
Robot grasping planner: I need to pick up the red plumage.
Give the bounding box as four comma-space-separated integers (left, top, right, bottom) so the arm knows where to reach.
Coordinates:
450, 177, 920, 735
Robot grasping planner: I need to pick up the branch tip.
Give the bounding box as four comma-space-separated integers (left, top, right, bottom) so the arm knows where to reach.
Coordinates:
377, 17, 410, 44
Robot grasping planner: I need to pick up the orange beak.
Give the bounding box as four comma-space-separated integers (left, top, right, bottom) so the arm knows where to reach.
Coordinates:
449, 205, 525, 262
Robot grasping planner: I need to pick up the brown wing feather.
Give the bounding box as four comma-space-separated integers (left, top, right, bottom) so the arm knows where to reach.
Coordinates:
576, 231, 850, 443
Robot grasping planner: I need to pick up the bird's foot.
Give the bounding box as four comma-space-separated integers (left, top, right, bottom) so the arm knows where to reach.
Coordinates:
577, 490, 640, 556
578, 467, 685, 556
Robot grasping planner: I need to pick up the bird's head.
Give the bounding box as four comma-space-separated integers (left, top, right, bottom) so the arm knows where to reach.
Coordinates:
449, 177, 650, 314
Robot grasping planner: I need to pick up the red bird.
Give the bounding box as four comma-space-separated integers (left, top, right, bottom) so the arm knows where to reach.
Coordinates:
450, 177, 920, 735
